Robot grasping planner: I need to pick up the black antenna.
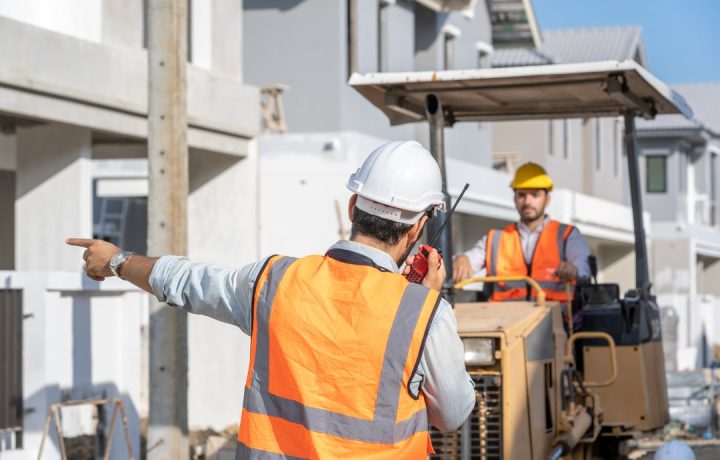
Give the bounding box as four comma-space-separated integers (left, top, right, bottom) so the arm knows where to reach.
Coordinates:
428, 183, 469, 247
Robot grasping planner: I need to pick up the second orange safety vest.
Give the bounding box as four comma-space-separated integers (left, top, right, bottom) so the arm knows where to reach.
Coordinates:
237, 248, 441, 459
485, 220, 575, 302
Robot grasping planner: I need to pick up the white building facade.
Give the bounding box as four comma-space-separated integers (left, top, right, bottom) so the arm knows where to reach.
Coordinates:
0, 1, 259, 458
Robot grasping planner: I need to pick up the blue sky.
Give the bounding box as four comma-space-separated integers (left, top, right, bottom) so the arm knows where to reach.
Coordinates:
533, 0, 720, 84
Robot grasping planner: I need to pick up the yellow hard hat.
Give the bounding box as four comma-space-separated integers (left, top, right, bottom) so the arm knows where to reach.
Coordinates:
510, 162, 553, 191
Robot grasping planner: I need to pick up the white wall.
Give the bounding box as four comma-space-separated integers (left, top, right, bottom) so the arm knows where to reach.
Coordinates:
259, 132, 387, 257
15, 124, 93, 271
0, 0, 102, 42
1, 272, 145, 460
186, 145, 259, 430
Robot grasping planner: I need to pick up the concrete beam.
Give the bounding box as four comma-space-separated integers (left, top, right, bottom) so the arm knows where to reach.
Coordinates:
0, 16, 259, 149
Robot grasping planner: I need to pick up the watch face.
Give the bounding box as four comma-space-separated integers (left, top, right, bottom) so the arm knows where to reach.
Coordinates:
110, 253, 122, 268
110, 252, 128, 276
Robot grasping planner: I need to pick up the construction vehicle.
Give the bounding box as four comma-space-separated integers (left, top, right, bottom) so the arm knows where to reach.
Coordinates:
350, 61, 693, 459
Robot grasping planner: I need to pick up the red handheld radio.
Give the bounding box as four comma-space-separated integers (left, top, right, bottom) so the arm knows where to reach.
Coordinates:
406, 183, 469, 283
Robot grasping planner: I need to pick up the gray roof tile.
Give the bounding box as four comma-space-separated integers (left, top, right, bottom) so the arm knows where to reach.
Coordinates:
638, 83, 720, 135
491, 26, 647, 68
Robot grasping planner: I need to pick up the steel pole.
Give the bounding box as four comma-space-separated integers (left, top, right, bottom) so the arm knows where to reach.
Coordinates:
147, 0, 189, 458
623, 112, 650, 295
425, 94, 454, 302
460, 416, 471, 460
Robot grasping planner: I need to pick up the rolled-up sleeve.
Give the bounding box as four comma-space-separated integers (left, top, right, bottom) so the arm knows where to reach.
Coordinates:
149, 255, 266, 335
416, 300, 475, 432
566, 228, 591, 279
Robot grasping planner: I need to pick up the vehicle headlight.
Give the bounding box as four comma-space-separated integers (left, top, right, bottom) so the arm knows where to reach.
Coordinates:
463, 338, 495, 366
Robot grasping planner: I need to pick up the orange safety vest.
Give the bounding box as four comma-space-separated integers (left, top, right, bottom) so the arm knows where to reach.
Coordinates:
237, 248, 441, 459
485, 220, 575, 302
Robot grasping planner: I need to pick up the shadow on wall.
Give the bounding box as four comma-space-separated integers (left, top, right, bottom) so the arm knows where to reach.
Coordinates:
244, 0, 304, 12
189, 148, 244, 193
414, 5, 449, 54
24, 382, 141, 459
14, 124, 89, 201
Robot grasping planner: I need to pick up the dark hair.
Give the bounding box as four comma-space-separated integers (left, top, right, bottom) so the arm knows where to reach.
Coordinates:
350, 207, 414, 245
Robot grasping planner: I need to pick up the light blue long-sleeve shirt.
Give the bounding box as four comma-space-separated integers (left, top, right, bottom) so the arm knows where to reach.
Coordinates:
149, 239, 476, 432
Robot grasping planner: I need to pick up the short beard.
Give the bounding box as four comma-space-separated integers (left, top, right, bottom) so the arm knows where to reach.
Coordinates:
520, 208, 544, 224
397, 244, 416, 269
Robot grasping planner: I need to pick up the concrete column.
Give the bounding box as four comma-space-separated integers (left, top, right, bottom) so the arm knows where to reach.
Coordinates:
15, 124, 93, 271
186, 145, 257, 430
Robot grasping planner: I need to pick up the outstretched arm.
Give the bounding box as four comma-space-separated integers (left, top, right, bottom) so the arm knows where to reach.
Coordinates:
66, 238, 157, 293
66, 238, 259, 333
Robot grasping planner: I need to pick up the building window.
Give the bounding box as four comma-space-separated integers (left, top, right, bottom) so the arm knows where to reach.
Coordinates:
377, 0, 389, 72
347, 0, 357, 78
476, 41, 494, 68
613, 119, 621, 177
678, 151, 687, 194
562, 119, 570, 159
93, 179, 148, 255
443, 33, 454, 70
711, 152, 718, 226
595, 119, 602, 171
442, 25, 460, 71
547, 121, 554, 155
646, 155, 667, 193
0, 289, 23, 449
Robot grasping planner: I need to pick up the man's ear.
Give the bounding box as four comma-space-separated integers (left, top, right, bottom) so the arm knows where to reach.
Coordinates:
348, 194, 358, 222
408, 215, 429, 243
545, 191, 552, 207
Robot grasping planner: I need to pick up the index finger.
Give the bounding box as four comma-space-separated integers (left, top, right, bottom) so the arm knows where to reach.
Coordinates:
66, 238, 95, 248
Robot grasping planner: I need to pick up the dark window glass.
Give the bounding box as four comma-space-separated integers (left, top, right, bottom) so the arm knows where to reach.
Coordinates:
646, 155, 667, 193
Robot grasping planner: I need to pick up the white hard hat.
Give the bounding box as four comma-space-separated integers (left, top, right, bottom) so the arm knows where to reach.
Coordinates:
347, 141, 446, 224
654, 440, 695, 460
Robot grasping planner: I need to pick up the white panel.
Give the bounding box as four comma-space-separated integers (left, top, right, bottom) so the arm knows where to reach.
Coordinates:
190, 0, 212, 70
0, 0, 102, 42
96, 178, 148, 197
16, 124, 93, 271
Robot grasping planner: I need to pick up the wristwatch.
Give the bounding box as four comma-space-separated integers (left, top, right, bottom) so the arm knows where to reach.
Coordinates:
109, 251, 132, 279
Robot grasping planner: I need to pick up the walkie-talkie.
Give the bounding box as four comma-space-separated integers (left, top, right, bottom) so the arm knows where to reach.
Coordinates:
406, 183, 470, 283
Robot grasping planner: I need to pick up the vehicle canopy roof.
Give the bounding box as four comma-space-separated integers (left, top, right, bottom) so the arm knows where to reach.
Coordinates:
349, 60, 692, 124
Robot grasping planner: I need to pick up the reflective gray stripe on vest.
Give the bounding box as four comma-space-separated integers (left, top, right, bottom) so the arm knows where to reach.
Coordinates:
494, 280, 527, 292
558, 223, 568, 262
489, 230, 502, 276
539, 280, 566, 292
244, 258, 432, 445
491, 224, 570, 297
236, 442, 306, 460
248, 256, 297, 389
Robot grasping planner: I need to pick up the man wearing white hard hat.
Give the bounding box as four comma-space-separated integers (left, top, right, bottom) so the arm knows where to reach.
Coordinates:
67, 140, 475, 458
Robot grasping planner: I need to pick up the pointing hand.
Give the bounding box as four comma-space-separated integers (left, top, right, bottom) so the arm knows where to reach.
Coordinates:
66, 238, 121, 281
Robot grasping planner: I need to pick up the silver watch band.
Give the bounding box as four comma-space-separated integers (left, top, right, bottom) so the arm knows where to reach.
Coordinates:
110, 251, 132, 279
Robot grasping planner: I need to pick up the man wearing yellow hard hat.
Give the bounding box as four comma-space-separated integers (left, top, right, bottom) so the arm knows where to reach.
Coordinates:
453, 162, 591, 302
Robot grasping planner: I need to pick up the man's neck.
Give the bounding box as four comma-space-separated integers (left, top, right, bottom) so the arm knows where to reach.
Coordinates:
350, 235, 401, 262
521, 215, 546, 232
